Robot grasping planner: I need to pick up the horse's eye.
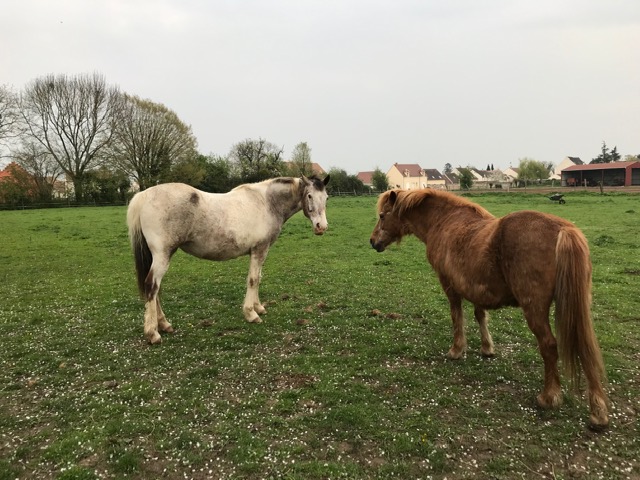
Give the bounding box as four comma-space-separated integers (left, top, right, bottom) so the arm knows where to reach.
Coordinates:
379, 214, 385, 221
308, 194, 312, 199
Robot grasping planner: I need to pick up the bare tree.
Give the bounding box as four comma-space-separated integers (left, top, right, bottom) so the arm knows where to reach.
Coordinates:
0, 84, 22, 160
108, 95, 197, 190
20, 73, 123, 200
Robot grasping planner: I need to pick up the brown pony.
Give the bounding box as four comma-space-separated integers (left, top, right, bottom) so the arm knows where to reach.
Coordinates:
370, 188, 609, 430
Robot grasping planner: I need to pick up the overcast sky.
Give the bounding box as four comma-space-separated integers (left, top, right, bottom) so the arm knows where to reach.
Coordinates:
2, 0, 639, 173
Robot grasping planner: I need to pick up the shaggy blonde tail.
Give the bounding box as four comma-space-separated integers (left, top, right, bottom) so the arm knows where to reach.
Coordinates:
554, 227, 605, 389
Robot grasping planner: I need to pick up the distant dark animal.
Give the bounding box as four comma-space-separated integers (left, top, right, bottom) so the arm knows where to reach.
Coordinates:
369, 188, 608, 430
127, 175, 330, 344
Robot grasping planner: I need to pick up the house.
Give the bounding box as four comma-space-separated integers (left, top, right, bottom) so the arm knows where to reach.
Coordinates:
452, 167, 481, 183
356, 171, 374, 189
387, 163, 422, 189
0, 162, 32, 183
284, 162, 326, 176
451, 167, 507, 189
422, 169, 447, 188
552, 157, 583, 180
51, 176, 73, 198
452, 167, 493, 183
386, 163, 447, 190
0, 162, 36, 202
470, 168, 492, 182
503, 167, 519, 181
443, 172, 460, 190
562, 161, 640, 187
0, 163, 15, 182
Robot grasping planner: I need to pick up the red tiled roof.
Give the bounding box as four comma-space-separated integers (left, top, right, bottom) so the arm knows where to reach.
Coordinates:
0, 162, 24, 181
357, 171, 374, 184
391, 163, 423, 176
284, 162, 326, 174
562, 161, 640, 172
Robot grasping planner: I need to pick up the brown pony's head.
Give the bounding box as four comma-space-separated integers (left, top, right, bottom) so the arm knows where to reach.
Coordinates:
370, 189, 409, 252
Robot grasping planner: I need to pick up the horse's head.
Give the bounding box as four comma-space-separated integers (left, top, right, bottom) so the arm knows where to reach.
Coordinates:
301, 175, 330, 235
370, 189, 406, 252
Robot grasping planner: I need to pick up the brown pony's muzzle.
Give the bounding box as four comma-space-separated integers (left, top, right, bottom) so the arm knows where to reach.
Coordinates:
370, 237, 385, 252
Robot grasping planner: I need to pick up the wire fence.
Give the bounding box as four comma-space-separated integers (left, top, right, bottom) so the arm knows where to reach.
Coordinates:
0, 200, 129, 211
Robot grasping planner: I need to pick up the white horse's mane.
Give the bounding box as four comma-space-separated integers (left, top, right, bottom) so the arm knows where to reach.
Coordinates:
232, 177, 296, 189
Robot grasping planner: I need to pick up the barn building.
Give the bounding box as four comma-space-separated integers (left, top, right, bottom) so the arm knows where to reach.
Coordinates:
561, 161, 640, 187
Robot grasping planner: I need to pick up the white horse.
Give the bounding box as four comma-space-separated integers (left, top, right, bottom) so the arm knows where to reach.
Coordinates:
127, 175, 330, 344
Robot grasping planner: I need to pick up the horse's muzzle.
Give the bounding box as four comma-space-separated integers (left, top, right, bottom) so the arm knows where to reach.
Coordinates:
314, 224, 328, 235
370, 238, 385, 252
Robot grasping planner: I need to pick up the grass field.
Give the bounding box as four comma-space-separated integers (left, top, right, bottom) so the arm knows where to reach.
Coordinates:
1, 191, 639, 479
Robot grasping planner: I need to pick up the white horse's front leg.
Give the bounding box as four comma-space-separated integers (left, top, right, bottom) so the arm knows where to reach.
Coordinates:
243, 246, 269, 323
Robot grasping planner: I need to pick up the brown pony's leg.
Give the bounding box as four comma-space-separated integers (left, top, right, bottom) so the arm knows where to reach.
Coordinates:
523, 306, 562, 409
443, 286, 466, 359
474, 306, 495, 357
585, 373, 609, 431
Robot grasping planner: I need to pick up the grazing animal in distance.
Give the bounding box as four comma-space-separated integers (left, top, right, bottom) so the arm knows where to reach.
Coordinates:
369, 188, 609, 430
127, 175, 330, 344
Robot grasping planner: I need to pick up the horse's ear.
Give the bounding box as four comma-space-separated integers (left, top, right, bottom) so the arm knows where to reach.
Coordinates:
389, 190, 398, 205
301, 175, 310, 185
323, 175, 330, 186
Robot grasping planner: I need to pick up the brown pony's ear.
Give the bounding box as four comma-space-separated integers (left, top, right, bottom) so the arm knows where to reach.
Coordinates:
389, 190, 398, 205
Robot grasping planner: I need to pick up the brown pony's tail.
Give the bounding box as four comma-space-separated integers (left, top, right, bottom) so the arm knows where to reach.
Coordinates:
126, 193, 153, 299
554, 227, 605, 389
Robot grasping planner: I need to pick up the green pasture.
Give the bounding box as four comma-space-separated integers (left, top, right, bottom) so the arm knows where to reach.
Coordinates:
0, 191, 639, 479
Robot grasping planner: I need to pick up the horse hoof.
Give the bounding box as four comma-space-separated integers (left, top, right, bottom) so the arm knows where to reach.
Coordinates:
247, 316, 263, 324
536, 392, 562, 409
161, 325, 174, 333
147, 332, 162, 345
254, 305, 267, 315
588, 415, 609, 432
446, 348, 465, 360
588, 397, 609, 431
480, 348, 495, 357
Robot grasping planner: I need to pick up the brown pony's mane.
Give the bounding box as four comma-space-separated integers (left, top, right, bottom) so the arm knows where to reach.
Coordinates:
380, 188, 494, 220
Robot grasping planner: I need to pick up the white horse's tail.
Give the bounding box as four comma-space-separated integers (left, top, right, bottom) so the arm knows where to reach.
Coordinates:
127, 192, 152, 299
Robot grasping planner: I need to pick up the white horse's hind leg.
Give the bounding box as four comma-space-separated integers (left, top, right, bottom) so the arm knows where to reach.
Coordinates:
243, 246, 269, 323
157, 297, 173, 333
144, 299, 161, 344
144, 253, 171, 344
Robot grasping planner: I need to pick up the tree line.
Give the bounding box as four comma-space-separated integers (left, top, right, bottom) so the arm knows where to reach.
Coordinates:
0, 73, 378, 205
